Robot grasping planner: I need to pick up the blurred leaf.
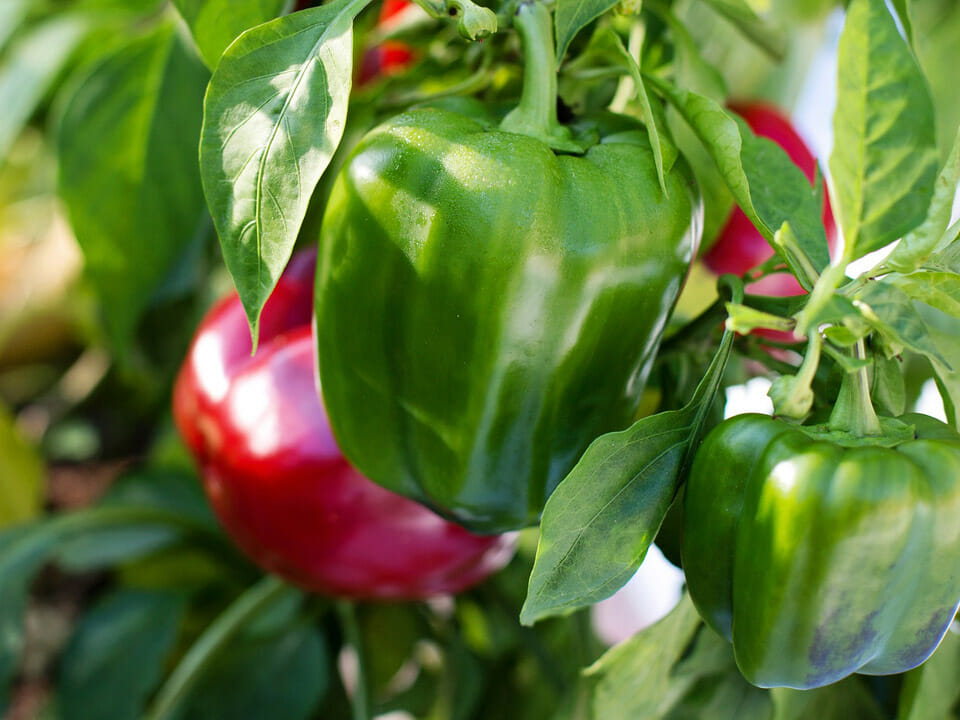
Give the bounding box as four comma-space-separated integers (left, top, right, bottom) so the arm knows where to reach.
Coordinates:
0, 0, 31, 53
0, 403, 43, 528
585, 595, 701, 718
178, 622, 327, 720
58, 21, 210, 353
554, 0, 619, 66
830, 0, 938, 259
58, 525, 183, 572
100, 468, 216, 526
0, 523, 48, 714
360, 605, 421, 691
522, 323, 735, 624
896, 628, 960, 720
698, 0, 786, 61
0, 497, 219, 713
59, 590, 185, 720
200, 0, 365, 346
772, 677, 885, 719
171, 0, 290, 69
909, 0, 960, 161
0, 14, 91, 165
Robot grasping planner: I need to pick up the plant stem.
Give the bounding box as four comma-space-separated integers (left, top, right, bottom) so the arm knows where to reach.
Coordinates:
337, 601, 371, 720
145, 576, 293, 720
500, 2, 583, 152
828, 339, 883, 436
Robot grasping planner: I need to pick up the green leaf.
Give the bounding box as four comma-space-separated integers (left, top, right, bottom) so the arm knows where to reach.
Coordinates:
0, 0, 31, 54
554, 0, 619, 65
772, 677, 885, 719
646, 77, 829, 287
0, 15, 90, 165
59, 591, 185, 720
909, 0, 960, 161
698, 0, 786, 61
521, 315, 736, 625
897, 628, 960, 720
830, 0, 938, 259
856, 279, 960, 428
178, 622, 326, 720
611, 33, 667, 195
0, 502, 216, 713
883, 127, 960, 272
870, 352, 907, 417
200, 0, 366, 346
58, 22, 210, 352
585, 595, 702, 718
887, 271, 960, 318
0, 524, 48, 714
0, 404, 43, 528
171, 0, 290, 69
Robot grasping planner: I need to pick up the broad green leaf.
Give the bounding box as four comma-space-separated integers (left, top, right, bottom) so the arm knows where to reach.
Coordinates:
585, 595, 702, 718
521, 314, 736, 625
171, 0, 289, 69
0, 15, 91, 165
648, 78, 829, 287
0, 404, 43, 528
830, 0, 938, 259
887, 271, 960, 318
554, 0, 619, 66
883, 127, 960, 272
856, 279, 960, 428
59, 591, 185, 720
897, 628, 960, 720
698, 0, 786, 61
58, 22, 210, 352
200, 0, 366, 346
909, 0, 960, 161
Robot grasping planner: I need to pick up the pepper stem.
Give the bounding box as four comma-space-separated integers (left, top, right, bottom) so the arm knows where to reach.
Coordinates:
500, 2, 584, 153
828, 339, 883, 437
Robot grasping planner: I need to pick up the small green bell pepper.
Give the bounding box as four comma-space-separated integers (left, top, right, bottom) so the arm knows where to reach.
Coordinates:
314, 2, 701, 531
683, 410, 960, 689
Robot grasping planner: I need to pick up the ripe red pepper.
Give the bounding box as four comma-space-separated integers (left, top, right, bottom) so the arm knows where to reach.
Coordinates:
359, 0, 415, 84
703, 102, 837, 297
173, 251, 513, 599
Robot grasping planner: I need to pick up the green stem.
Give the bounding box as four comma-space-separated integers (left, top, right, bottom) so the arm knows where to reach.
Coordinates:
828, 339, 883, 437
500, 2, 583, 152
336, 601, 371, 720
413, 0, 497, 39
145, 577, 294, 720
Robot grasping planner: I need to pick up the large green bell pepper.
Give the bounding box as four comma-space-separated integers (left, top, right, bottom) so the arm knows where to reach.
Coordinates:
315, 3, 701, 532
683, 411, 960, 689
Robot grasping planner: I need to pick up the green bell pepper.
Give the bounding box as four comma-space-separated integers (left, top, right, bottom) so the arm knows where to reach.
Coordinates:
683, 410, 960, 689
314, 2, 701, 532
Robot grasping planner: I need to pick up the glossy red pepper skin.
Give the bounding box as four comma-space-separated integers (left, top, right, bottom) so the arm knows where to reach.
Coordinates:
703, 102, 837, 297
173, 251, 513, 600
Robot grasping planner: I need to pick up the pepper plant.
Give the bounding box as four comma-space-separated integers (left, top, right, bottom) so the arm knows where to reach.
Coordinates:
1, 0, 960, 717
